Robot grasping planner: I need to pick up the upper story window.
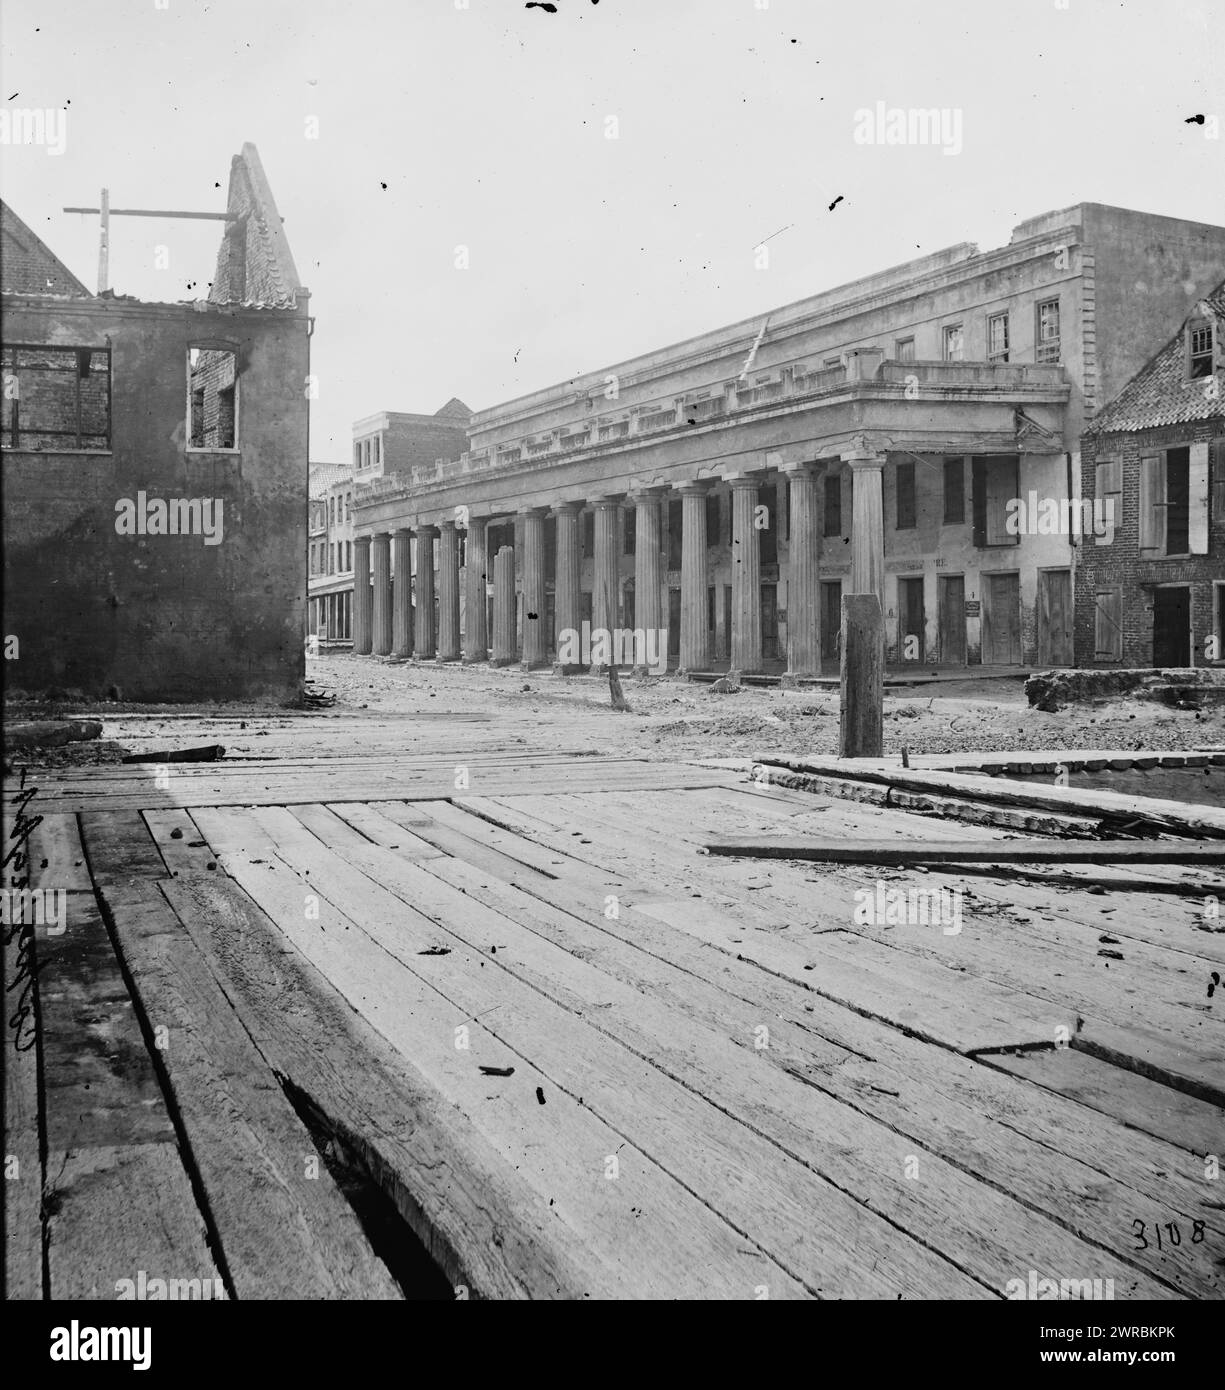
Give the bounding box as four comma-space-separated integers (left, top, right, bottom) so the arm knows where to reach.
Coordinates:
353, 442, 361, 467
971, 456, 1020, 547
187, 347, 238, 450
329, 497, 336, 526
943, 458, 965, 524
895, 461, 916, 529
988, 313, 1010, 363
1035, 298, 1061, 363
1, 344, 112, 450
1139, 444, 1209, 556
345, 491, 352, 518
1188, 321, 1214, 379
894, 337, 915, 364
942, 325, 964, 362
373, 435, 381, 464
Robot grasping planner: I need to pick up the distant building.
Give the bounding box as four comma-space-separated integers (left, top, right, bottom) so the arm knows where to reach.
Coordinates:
308, 462, 354, 645
349, 401, 472, 658
1076, 282, 1223, 668
1, 144, 310, 702
350, 204, 1225, 675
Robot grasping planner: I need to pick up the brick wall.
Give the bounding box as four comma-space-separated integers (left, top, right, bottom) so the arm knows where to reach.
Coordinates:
1076, 422, 1225, 666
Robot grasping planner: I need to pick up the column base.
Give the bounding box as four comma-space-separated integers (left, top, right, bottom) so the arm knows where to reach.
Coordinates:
490, 656, 517, 668
552, 662, 585, 677
520, 658, 550, 671
630, 665, 664, 680
436, 654, 462, 664
462, 652, 488, 665
780, 671, 819, 688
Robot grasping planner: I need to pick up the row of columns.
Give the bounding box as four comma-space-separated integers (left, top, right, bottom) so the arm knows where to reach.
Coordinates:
350, 449, 886, 676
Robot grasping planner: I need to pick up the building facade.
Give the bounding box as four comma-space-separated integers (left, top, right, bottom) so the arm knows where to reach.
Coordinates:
1076, 282, 1224, 668
351, 204, 1225, 676
1, 144, 311, 702
308, 462, 354, 645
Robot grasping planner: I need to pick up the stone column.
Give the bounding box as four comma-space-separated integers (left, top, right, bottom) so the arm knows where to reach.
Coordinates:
437, 520, 461, 661
371, 533, 391, 655
677, 482, 710, 675
392, 528, 412, 657
463, 516, 488, 663
592, 497, 622, 671
552, 501, 583, 674
414, 525, 437, 658
353, 535, 372, 654
847, 447, 886, 603
491, 545, 517, 666
729, 476, 763, 675
631, 489, 665, 676
520, 508, 548, 670
783, 464, 820, 681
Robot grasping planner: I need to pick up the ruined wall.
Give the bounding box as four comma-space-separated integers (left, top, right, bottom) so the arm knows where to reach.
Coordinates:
2, 297, 309, 701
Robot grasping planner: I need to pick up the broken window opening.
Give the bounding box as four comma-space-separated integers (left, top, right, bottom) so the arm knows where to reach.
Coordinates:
187, 347, 238, 450
1, 343, 112, 450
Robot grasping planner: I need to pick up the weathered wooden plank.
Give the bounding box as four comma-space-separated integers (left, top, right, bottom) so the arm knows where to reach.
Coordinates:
193, 806, 817, 1299
984, 1048, 1225, 1156
2, 804, 44, 1300
244, 803, 1174, 1299
166, 871, 596, 1301
33, 876, 223, 1299
758, 757, 1225, 838
142, 808, 226, 877
76, 810, 402, 1299
702, 837, 1225, 864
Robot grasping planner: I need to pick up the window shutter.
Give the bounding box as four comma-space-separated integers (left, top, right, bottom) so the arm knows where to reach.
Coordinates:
1188, 441, 1210, 554
1138, 455, 1165, 552
1213, 440, 1225, 524
971, 458, 987, 547
1094, 457, 1122, 545
1094, 587, 1123, 661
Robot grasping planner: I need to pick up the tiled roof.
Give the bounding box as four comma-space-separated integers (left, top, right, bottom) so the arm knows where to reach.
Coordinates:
1088, 281, 1225, 434
309, 462, 353, 498
0, 201, 91, 296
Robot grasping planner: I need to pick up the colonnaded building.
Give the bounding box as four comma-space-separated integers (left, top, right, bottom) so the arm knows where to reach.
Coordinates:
350, 203, 1225, 679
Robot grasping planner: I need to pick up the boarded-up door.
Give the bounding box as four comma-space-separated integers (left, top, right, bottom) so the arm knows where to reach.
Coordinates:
937, 575, 966, 664
982, 572, 1022, 665
1038, 569, 1073, 666
820, 581, 842, 665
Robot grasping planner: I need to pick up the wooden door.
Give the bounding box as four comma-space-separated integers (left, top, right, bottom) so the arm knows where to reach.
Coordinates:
1152, 587, 1190, 666
1037, 569, 1073, 666
937, 575, 966, 664
898, 577, 924, 661
982, 573, 1022, 665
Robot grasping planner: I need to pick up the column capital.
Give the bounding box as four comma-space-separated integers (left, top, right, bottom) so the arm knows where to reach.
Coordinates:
724, 473, 763, 490
844, 432, 892, 464
673, 479, 712, 496
780, 459, 820, 477
629, 484, 671, 503
393, 524, 413, 537
590, 494, 625, 509
519, 505, 550, 519
552, 499, 584, 516
437, 518, 458, 533
354, 533, 372, 547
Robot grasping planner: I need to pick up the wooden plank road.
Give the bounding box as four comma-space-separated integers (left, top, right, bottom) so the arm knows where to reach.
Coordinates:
4, 749, 1221, 1298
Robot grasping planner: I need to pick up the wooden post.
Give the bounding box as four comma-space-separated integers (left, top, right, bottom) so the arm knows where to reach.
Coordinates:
97, 188, 109, 294
839, 593, 884, 758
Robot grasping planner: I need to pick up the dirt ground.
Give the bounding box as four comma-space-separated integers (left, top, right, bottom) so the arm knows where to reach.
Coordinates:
9, 652, 1223, 768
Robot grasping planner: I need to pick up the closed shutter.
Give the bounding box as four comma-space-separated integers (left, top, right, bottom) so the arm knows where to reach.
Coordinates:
1094, 587, 1123, 661
1094, 457, 1122, 546
1188, 441, 1210, 554
1138, 455, 1165, 552
971, 458, 987, 547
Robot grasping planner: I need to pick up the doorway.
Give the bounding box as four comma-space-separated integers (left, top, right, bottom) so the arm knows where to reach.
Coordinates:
1038, 569, 1073, 666
1152, 586, 1191, 666
668, 587, 681, 660
982, 572, 1022, 665
761, 584, 779, 661
937, 575, 966, 664
820, 580, 842, 667
898, 576, 924, 661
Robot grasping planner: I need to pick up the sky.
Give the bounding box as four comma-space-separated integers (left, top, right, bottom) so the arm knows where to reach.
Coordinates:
2, 0, 1222, 460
